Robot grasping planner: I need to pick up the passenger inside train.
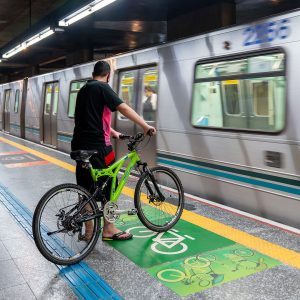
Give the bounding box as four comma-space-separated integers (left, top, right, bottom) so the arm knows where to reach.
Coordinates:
143, 85, 157, 121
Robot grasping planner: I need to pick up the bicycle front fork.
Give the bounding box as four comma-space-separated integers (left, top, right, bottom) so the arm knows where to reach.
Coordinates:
137, 162, 165, 201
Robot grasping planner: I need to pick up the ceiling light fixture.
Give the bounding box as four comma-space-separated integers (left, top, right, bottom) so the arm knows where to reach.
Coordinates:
2, 43, 27, 59
2, 27, 54, 59
58, 0, 117, 27
26, 27, 54, 47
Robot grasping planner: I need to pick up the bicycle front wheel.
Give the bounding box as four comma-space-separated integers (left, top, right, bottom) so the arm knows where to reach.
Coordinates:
134, 166, 184, 232
32, 183, 100, 265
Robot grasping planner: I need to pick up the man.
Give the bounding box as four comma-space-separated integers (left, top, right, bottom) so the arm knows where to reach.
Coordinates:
71, 60, 156, 241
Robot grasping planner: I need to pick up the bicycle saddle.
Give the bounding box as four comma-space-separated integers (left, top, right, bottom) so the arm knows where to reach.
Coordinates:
70, 150, 98, 161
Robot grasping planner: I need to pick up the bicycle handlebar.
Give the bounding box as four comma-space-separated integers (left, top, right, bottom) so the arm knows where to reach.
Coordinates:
119, 134, 131, 140
114, 132, 152, 151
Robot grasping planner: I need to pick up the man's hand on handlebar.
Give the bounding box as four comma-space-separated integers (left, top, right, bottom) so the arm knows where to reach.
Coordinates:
143, 125, 156, 136
111, 128, 122, 139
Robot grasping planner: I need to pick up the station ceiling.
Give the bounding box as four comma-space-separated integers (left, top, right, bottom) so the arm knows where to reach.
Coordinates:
0, 0, 299, 82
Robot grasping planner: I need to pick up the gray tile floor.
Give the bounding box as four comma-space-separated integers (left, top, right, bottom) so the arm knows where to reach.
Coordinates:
0, 204, 77, 300
0, 132, 299, 300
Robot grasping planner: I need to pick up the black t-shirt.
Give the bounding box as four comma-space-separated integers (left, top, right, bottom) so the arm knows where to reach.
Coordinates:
71, 80, 123, 150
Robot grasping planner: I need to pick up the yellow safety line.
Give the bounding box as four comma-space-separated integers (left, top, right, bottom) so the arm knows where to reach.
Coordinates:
0, 137, 75, 172
1, 135, 300, 269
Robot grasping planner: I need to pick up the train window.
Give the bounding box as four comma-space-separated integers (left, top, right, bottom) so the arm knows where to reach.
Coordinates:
68, 80, 86, 118
4, 90, 11, 112
52, 84, 59, 115
14, 89, 20, 113
192, 51, 286, 132
118, 71, 136, 120
252, 81, 269, 116
141, 68, 158, 121
43, 82, 59, 116
44, 85, 52, 115
196, 59, 247, 79
222, 81, 241, 115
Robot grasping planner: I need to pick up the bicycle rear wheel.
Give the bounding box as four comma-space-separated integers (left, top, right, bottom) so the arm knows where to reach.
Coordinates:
134, 166, 184, 232
32, 183, 100, 265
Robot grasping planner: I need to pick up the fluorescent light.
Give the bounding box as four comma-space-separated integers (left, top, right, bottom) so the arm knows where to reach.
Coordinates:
93, 0, 117, 11
60, 9, 91, 27
2, 27, 54, 59
59, 0, 117, 27
3, 43, 27, 59
26, 27, 54, 47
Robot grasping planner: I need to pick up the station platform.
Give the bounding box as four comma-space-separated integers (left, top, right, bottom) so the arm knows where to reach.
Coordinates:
0, 132, 299, 300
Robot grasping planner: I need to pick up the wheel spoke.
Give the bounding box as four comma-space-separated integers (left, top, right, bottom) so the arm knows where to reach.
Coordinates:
135, 167, 184, 231
33, 184, 100, 265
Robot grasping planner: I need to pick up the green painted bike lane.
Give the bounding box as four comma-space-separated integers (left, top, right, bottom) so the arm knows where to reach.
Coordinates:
105, 214, 281, 297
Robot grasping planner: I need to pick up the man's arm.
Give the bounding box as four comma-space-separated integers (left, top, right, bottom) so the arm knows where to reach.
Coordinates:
117, 103, 156, 135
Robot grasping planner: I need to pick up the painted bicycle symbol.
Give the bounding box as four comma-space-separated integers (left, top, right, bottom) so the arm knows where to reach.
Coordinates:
126, 226, 195, 255
225, 249, 268, 272
157, 255, 224, 287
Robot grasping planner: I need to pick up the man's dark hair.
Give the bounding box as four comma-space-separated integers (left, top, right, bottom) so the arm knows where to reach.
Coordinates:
93, 60, 111, 77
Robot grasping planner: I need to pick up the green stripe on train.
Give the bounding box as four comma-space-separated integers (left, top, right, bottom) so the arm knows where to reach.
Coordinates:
158, 156, 300, 196
158, 153, 300, 188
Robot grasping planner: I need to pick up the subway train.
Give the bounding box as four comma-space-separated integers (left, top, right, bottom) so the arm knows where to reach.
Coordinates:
0, 9, 299, 228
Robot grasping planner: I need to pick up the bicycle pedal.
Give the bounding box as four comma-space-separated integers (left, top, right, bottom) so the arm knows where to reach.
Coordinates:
127, 209, 137, 215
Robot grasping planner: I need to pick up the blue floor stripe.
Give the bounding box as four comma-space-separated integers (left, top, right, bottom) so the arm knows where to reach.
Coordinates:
0, 184, 122, 300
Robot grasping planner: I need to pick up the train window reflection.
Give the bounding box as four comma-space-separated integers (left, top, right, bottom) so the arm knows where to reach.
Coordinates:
118, 71, 136, 120
142, 68, 158, 121
192, 51, 286, 132
14, 89, 20, 113
68, 80, 86, 118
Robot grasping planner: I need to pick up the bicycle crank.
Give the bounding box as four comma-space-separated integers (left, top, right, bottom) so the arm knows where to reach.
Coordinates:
103, 201, 137, 223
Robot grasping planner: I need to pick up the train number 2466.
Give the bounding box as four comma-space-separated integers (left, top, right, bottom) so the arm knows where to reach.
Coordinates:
243, 19, 290, 46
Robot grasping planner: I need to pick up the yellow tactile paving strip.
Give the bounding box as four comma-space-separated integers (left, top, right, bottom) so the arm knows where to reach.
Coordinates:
0, 137, 75, 172
1, 135, 299, 269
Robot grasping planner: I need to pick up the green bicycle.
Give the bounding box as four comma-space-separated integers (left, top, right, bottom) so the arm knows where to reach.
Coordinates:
32, 133, 185, 265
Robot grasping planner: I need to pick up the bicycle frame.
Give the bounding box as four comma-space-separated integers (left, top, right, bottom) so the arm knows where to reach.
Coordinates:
90, 150, 141, 202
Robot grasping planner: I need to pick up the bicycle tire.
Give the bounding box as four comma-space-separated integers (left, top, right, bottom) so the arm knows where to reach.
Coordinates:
32, 183, 100, 265
134, 166, 184, 232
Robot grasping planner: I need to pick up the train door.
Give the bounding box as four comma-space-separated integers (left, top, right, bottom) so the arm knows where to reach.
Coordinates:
138, 66, 158, 166
43, 82, 59, 147
114, 70, 138, 159
114, 66, 158, 166
20, 78, 28, 139
3, 89, 11, 132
